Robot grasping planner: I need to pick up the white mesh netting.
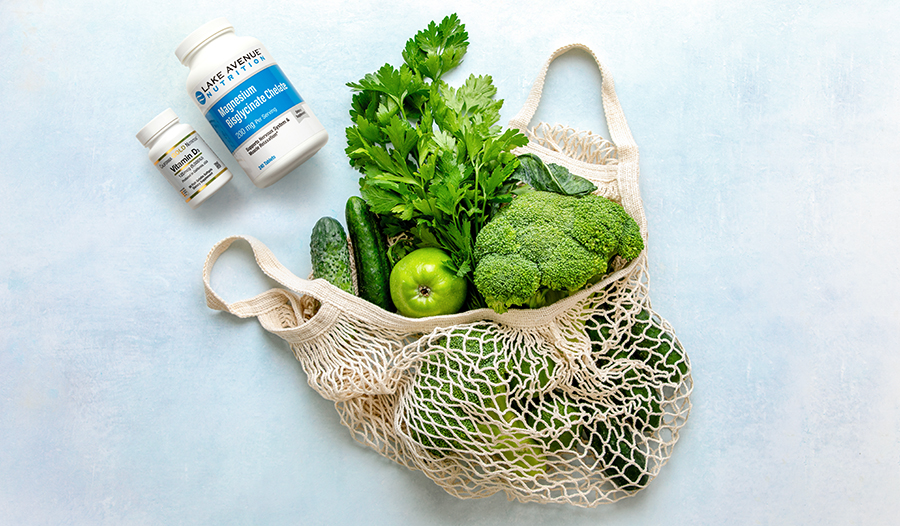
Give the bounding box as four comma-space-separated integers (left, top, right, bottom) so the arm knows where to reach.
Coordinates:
265, 254, 692, 507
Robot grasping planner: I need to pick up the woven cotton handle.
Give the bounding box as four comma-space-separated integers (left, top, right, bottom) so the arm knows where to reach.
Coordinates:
508, 43, 637, 155
202, 235, 334, 319
510, 43, 646, 243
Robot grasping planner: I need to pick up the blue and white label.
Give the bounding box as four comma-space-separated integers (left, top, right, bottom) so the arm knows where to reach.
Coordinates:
189, 46, 324, 181
205, 65, 304, 152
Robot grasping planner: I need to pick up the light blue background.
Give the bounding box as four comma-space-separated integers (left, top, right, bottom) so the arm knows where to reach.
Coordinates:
2, 1, 898, 524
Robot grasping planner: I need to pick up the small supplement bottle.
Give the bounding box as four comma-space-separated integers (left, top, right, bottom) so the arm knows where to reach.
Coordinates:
175, 18, 329, 189
136, 108, 233, 209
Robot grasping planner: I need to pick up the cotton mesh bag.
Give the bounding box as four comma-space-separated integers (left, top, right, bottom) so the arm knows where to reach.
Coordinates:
202, 43, 691, 507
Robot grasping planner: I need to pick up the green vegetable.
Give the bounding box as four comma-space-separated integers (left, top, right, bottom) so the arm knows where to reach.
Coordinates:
625, 308, 689, 386
345, 14, 528, 309
345, 196, 393, 311
587, 304, 687, 434
590, 304, 688, 387
511, 153, 597, 197
407, 326, 544, 477
310, 216, 354, 294
523, 392, 581, 453
472, 191, 644, 313
401, 14, 469, 81
506, 344, 556, 395
587, 420, 650, 490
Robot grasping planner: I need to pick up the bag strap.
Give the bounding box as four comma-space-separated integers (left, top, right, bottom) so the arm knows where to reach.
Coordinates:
202, 235, 334, 319
509, 43, 646, 243
508, 43, 637, 156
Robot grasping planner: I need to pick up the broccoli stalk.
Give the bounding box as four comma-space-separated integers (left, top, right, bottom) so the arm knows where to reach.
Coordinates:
472, 191, 644, 313
476, 392, 545, 478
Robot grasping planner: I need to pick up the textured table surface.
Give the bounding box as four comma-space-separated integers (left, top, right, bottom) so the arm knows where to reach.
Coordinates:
2, 1, 898, 524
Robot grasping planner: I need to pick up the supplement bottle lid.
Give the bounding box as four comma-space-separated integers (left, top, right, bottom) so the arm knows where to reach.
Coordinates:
136, 108, 179, 147
175, 18, 234, 64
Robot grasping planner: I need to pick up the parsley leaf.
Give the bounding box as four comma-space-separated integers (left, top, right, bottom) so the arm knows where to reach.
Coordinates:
345, 14, 528, 308
401, 13, 469, 81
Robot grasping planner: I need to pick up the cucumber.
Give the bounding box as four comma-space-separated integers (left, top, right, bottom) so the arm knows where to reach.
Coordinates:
310, 216, 354, 294
588, 420, 650, 490
345, 196, 394, 311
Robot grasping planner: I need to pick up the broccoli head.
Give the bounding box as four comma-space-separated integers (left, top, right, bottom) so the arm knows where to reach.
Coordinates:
473, 191, 643, 313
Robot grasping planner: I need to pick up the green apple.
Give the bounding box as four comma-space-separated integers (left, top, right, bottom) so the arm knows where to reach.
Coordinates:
389, 248, 467, 318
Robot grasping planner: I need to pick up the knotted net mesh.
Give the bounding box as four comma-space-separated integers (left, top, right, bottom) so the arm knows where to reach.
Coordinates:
312, 262, 692, 507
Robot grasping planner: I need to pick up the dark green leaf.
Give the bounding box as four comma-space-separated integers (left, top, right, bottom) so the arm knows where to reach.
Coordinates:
353, 114, 384, 144
511, 153, 598, 196
546, 163, 597, 196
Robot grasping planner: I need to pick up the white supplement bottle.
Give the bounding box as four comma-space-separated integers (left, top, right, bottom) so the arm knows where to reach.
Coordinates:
137, 108, 233, 209
175, 18, 328, 189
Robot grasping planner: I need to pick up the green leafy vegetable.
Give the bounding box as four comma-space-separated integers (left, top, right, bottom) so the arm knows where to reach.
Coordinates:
345, 14, 528, 308
512, 153, 598, 196
401, 14, 469, 81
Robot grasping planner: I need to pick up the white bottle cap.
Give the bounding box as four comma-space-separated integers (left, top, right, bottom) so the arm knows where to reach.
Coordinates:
136, 108, 179, 147
175, 18, 234, 64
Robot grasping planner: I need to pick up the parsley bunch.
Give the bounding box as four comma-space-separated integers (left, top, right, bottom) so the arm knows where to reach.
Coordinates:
345, 14, 528, 309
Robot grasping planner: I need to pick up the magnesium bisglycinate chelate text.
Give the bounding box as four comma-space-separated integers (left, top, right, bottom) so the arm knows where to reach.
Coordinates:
176, 18, 328, 188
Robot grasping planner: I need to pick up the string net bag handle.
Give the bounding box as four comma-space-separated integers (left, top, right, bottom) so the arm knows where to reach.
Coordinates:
508, 43, 647, 244
202, 235, 345, 338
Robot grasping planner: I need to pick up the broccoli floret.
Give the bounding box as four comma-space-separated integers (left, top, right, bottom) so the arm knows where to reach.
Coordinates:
472, 254, 541, 308
473, 191, 644, 313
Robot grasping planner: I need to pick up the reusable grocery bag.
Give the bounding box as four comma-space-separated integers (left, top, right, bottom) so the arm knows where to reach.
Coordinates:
202, 43, 691, 507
